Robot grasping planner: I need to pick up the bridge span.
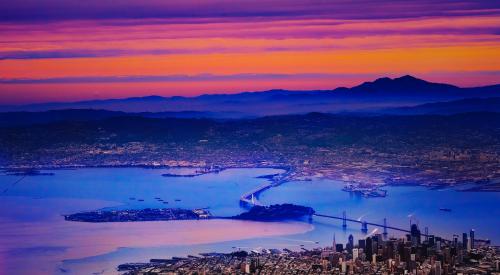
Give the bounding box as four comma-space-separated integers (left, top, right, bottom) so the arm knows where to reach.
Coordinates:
238, 170, 426, 237
239, 169, 291, 206
313, 213, 413, 235
239, 182, 273, 206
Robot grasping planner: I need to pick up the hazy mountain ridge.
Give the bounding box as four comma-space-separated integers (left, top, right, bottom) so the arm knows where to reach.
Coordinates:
1, 97, 499, 127
381, 97, 500, 115
1, 76, 498, 115
0, 109, 252, 127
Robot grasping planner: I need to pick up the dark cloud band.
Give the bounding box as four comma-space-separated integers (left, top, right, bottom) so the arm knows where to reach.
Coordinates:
0, 73, 368, 84
1, 0, 499, 22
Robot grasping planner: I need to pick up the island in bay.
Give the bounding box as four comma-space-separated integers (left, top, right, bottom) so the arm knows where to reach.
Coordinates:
64, 204, 314, 223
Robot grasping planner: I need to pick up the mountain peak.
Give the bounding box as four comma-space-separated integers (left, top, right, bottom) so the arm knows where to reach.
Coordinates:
371, 75, 424, 84
395, 74, 420, 81
393, 75, 429, 84
352, 75, 458, 94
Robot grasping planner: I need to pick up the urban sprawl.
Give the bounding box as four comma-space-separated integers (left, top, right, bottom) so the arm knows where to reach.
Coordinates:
122, 226, 498, 275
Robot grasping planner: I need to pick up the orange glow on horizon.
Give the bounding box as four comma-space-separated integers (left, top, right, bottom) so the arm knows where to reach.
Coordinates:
1, 46, 498, 79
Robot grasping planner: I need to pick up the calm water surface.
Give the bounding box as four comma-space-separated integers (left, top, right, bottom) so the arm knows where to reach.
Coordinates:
0, 168, 498, 274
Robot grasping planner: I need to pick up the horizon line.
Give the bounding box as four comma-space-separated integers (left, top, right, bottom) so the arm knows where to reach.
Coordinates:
2, 74, 499, 106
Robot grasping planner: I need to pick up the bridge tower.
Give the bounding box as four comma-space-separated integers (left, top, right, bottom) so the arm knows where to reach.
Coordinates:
361, 221, 368, 233
383, 218, 388, 236
342, 211, 347, 228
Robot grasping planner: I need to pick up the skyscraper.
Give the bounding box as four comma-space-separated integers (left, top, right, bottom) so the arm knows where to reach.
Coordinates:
470, 229, 475, 249
366, 237, 373, 259
410, 224, 421, 245
358, 239, 366, 250
462, 233, 468, 250
332, 233, 336, 252
347, 234, 354, 254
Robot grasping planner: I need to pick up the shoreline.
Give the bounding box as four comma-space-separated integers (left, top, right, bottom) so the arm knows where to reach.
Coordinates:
1, 164, 497, 193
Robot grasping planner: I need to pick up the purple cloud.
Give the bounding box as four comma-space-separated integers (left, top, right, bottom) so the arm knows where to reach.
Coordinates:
1, 0, 499, 22
0, 73, 367, 84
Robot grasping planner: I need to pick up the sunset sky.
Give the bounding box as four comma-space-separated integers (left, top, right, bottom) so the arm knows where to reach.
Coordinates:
0, 0, 499, 104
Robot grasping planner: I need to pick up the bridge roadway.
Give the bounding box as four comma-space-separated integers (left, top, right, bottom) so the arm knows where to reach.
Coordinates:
239, 182, 273, 206
313, 213, 412, 234
241, 185, 413, 235
240, 169, 291, 206
238, 171, 425, 237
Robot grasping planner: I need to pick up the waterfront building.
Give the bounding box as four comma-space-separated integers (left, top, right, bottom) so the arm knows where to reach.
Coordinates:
124, 224, 499, 275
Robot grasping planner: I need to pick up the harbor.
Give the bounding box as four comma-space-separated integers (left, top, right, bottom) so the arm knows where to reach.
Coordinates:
342, 183, 387, 198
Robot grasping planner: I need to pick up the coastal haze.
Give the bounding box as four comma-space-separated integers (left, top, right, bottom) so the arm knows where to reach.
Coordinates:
1, 0, 500, 275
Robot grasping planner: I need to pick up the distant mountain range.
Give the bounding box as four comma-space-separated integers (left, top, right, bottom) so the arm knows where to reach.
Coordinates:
0, 109, 252, 127
1, 97, 499, 127
0, 75, 498, 116
381, 97, 500, 115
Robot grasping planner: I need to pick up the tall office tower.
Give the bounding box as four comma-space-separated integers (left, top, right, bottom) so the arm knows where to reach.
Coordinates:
347, 234, 354, 254
366, 237, 373, 259
453, 235, 458, 248
410, 224, 421, 245
358, 239, 366, 250
332, 233, 336, 252
386, 240, 395, 259
429, 235, 435, 247
470, 229, 475, 249
462, 233, 468, 249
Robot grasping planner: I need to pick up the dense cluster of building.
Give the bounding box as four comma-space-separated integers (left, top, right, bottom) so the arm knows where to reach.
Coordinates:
4, 141, 500, 192
124, 226, 498, 274
2, 113, 500, 192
